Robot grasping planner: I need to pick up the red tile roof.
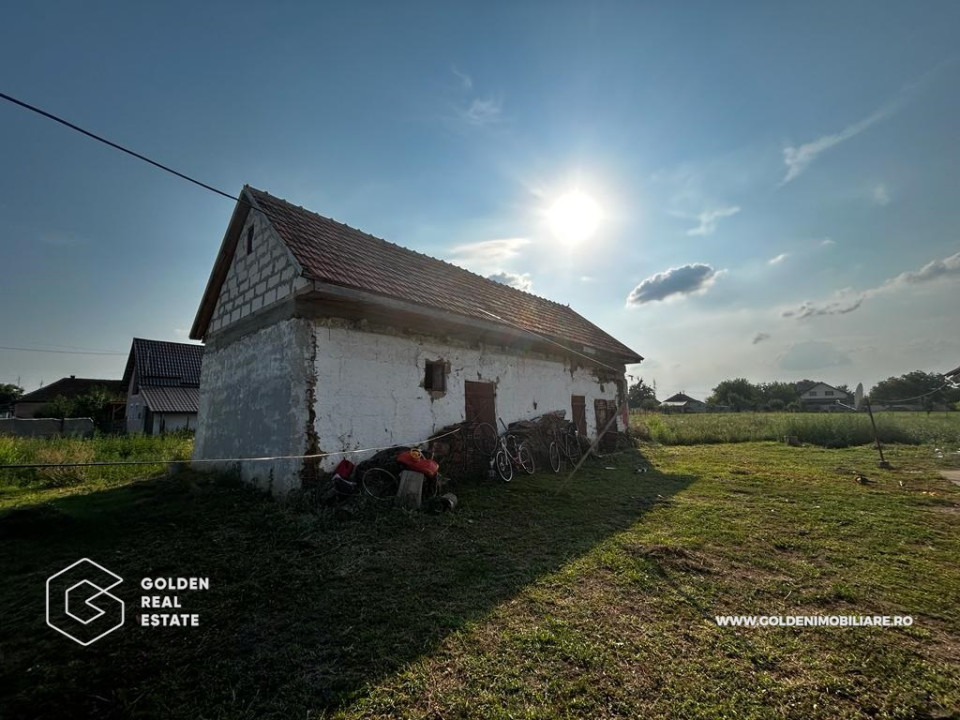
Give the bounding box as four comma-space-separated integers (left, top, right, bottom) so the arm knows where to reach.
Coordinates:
241, 187, 641, 362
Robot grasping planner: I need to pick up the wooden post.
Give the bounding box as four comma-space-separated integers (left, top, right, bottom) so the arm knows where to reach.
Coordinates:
864, 399, 891, 469
396, 470, 424, 509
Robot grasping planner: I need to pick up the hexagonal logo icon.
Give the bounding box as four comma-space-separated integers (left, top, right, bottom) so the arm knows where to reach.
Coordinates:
46, 559, 124, 646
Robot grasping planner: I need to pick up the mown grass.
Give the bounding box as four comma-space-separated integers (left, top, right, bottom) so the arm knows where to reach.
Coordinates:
0, 433, 192, 507
633, 410, 960, 448
1, 440, 958, 719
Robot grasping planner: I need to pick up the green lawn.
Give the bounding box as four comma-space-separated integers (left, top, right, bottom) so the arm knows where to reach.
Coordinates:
633, 410, 960, 448
1, 440, 958, 718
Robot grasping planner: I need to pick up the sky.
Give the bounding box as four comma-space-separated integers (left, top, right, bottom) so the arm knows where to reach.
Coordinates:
1, 1, 958, 400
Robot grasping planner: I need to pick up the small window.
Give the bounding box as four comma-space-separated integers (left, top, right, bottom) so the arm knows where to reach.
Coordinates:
825, 390, 834, 396
246, 225, 254, 255
424, 360, 447, 393
809, 391, 817, 396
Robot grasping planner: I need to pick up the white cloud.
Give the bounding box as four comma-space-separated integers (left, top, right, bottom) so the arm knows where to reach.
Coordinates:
781, 250, 960, 319
778, 341, 852, 371
451, 66, 473, 91
626, 263, 721, 306
487, 271, 532, 292
460, 97, 502, 126
686, 206, 741, 237
768, 253, 789, 266
781, 106, 892, 185
871, 184, 891, 206
820, 237, 836, 247
447, 237, 530, 275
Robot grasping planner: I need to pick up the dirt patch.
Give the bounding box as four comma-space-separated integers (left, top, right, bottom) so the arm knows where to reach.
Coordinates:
0, 505, 75, 539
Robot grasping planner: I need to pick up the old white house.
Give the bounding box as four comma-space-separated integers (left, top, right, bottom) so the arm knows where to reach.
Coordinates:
190, 187, 643, 494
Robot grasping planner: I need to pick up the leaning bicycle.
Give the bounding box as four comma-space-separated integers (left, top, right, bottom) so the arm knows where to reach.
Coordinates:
493, 418, 535, 482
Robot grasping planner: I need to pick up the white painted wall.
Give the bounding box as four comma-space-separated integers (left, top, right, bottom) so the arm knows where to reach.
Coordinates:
311, 321, 623, 471
207, 211, 311, 336
153, 413, 196, 435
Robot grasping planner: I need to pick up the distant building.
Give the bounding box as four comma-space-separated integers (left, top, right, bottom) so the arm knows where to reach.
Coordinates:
660, 392, 707, 413
122, 338, 203, 434
12, 376, 125, 419
946, 364, 960, 381
799, 382, 852, 411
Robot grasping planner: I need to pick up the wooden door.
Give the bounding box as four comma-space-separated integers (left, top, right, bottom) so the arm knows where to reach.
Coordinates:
465, 381, 497, 428
595, 399, 617, 451
571, 395, 587, 436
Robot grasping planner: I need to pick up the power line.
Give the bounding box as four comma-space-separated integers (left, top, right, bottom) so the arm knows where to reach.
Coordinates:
0, 90, 245, 206
0, 345, 126, 356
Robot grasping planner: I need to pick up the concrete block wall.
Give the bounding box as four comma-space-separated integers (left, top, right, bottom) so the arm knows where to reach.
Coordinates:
208, 211, 311, 336
0, 418, 95, 438
312, 322, 622, 471
192, 318, 315, 494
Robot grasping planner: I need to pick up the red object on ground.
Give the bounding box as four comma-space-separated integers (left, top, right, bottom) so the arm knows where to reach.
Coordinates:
333, 459, 355, 479
396, 450, 439, 478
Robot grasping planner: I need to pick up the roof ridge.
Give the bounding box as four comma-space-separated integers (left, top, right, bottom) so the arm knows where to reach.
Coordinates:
246, 186, 571, 311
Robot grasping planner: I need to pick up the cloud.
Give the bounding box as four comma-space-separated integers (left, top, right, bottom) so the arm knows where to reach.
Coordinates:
626, 263, 721, 306
686, 206, 741, 236
820, 238, 836, 247
768, 253, 789, 266
781, 293, 864, 319
879, 251, 960, 290
451, 66, 473, 91
448, 237, 530, 276
487, 271, 532, 292
778, 341, 852, 371
871, 184, 891, 206
752, 332, 771, 345
781, 250, 960, 319
781, 106, 892, 185
460, 97, 502, 126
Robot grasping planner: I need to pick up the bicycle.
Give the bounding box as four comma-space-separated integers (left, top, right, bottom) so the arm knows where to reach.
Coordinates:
493, 418, 535, 482
561, 422, 583, 465
361, 448, 446, 500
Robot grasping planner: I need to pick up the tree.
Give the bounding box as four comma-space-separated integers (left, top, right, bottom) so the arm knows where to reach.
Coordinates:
37, 394, 75, 419
628, 379, 658, 409
0, 383, 23, 406
708, 378, 759, 411
869, 371, 959, 409
757, 381, 801, 408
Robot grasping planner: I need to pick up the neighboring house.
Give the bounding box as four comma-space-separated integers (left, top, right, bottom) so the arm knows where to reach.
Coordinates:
799, 382, 852, 411
660, 392, 706, 413
13, 376, 125, 418
946, 365, 960, 381
190, 186, 643, 494
122, 338, 203, 434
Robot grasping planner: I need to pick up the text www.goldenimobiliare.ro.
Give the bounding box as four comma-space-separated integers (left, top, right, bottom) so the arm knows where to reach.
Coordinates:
715, 615, 913, 627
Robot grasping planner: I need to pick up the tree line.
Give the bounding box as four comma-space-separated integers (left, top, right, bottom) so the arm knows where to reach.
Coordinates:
629, 370, 959, 412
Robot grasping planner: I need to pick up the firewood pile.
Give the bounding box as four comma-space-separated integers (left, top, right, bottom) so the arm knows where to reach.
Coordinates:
427, 422, 489, 480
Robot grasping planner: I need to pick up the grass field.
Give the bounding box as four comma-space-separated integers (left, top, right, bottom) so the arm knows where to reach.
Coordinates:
1, 436, 958, 718
633, 410, 960, 448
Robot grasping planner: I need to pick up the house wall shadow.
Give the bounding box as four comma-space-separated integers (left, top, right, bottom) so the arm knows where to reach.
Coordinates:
0, 449, 696, 718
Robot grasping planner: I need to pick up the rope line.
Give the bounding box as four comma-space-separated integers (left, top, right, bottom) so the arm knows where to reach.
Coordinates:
0, 427, 463, 470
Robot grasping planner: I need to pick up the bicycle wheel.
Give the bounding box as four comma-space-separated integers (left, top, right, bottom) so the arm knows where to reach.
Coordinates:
494, 448, 513, 482
548, 441, 561, 473
472, 422, 498, 455
362, 467, 399, 500
518, 442, 536, 475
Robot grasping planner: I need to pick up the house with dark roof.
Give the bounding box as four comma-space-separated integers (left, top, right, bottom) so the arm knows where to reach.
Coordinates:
13, 376, 125, 419
122, 338, 203, 434
190, 186, 643, 494
660, 392, 706, 414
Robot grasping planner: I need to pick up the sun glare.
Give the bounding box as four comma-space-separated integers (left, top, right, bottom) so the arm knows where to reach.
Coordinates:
547, 190, 602, 245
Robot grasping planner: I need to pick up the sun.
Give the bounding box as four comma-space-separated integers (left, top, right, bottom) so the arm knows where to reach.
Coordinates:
547, 190, 603, 245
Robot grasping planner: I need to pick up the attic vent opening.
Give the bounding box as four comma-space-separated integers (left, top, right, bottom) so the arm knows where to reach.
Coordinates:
424, 360, 447, 394
245, 225, 254, 255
